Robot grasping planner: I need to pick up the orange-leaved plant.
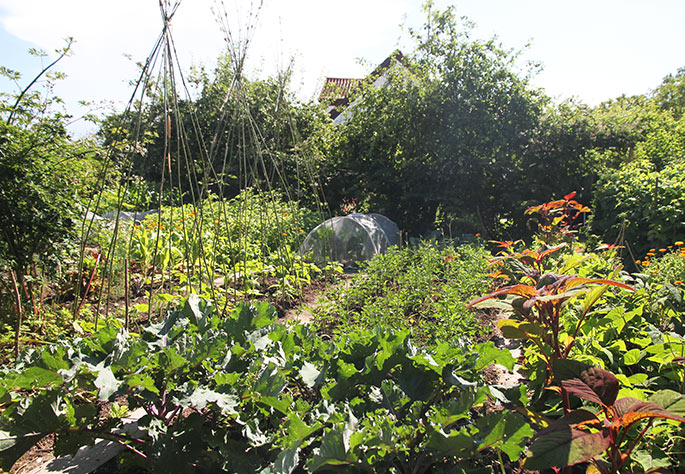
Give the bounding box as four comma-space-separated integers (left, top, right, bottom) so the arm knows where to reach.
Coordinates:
525, 191, 591, 244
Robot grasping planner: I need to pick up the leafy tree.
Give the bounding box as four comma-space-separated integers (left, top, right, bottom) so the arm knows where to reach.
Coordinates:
516, 97, 652, 216
0, 42, 103, 356
588, 94, 685, 254
652, 66, 685, 119
591, 159, 685, 255
328, 2, 543, 235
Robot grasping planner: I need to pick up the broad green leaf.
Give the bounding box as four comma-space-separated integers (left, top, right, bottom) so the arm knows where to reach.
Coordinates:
475, 412, 535, 461
307, 429, 353, 471
244, 419, 270, 446
299, 361, 321, 388
627, 373, 648, 386
632, 449, 675, 472
40, 348, 70, 371
580, 285, 610, 317
182, 294, 216, 331
252, 301, 277, 328
126, 373, 160, 395
614, 373, 632, 388
645, 341, 685, 365
649, 389, 685, 416
6, 367, 63, 390
425, 429, 474, 457
443, 368, 477, 389
623, 348, 642, 365
259, 396, 291, 415
397, 363, 440, 401
473, 341, 515, 371
94, 366, 120, 401
523, 428, 610, 469
253, 362, 287, 397
214, 372, 241, 386
283, 413, 321, 447
183, 388, 239, 415
273, 445, 299, 474
431, 392, 478, 428
665, 282, 683, 303
616, 307, 638, 333
0, 431, 45, 471
631, 335, 652, 348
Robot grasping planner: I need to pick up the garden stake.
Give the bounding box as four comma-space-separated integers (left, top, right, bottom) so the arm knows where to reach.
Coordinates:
125, 258, 130, 330
75, 252, 101, 319
9, 268, 24, 360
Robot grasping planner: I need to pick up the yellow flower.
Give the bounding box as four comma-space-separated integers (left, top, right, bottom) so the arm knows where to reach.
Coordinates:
676, 241, 684, 246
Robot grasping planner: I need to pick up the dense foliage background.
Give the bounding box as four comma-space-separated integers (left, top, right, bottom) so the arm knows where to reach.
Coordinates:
1, 3, 684, 472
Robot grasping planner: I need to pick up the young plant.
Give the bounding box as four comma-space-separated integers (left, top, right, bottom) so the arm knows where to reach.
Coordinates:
523, 360, 685, 473
525, 191, 591, 245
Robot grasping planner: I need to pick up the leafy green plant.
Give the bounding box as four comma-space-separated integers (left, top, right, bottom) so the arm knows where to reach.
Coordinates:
592, 159, 685, 256
523, 360, 685, 473
314, 242, 491, 347
470, 258, 632, 389
0, 294, 530, 473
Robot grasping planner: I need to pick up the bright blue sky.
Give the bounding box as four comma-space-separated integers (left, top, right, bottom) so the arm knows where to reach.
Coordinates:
1, 0, 684, 135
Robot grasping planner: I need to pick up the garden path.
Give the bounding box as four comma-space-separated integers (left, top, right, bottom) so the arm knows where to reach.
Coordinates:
17, 408, 145, 474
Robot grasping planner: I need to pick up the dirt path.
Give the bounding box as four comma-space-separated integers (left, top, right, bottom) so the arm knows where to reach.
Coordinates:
283, 273, 354, 323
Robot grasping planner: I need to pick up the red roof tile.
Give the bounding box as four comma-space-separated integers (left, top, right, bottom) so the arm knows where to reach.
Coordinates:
318, 77, 363, 101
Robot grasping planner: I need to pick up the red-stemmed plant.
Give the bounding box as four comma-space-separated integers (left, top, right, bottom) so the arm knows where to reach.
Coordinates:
523, 361, 685, 473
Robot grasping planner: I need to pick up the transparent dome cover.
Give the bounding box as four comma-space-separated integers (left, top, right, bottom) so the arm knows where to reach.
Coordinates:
299, 213, 400, 264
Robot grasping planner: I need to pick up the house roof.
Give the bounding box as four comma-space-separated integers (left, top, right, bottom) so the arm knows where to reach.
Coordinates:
318, 77, 364, 101
318, 51, 406, 103
318, 50, 406, 121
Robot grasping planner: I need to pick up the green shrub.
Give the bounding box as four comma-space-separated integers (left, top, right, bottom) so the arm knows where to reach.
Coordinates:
591, 159, 685, 256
